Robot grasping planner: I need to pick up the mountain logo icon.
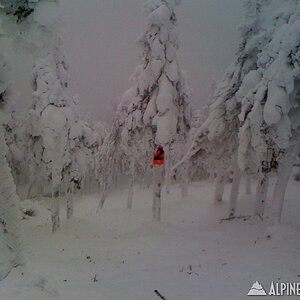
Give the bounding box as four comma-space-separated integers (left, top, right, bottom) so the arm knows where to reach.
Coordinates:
248, 281, 267, 296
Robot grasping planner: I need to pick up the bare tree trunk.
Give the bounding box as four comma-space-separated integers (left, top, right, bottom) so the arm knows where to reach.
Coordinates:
246, 178, 252, 195
209, 172, 215, 182
214, 172, 225, 202
97, 183, 108, 213
26, 181, 34, 199
180, 164, 188, 200
255, 172, 269, 220
228, 160, 241, 218
153, 166, 163, 221
51, 188, 60, 233
271, 151, 294, 224
51, 139, 62, 232
127, 178, 134, 210
165, 145, 171, 194
127, 159, 134, 209
66, 183, 74, 219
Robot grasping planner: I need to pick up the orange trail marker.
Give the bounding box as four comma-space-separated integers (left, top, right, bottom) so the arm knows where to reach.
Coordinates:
152, 146, 165, 166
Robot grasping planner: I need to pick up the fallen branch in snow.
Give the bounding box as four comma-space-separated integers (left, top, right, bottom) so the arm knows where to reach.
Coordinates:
219, 215, 251, 223
154, 290, 168, 300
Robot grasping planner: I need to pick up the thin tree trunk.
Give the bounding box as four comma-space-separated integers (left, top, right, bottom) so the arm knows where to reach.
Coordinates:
51, 139, 62, 232
214, 172, 225, 202
271, 151, 293, 224
51, 189, 60, 232
246, 178, 251, 195
180, 164, 188, 200
97, 183, 108, 213
228, 160, 241, 218
153, 166, 163, 221
165, 145, 171, 194
66, 183, 74, 219
255, 172, 269, 220
127, 181, 134, 209
127, 159, 134, 209
27, 181, 34, 199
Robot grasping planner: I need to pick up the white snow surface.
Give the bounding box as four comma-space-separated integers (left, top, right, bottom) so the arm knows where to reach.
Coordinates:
0, 179, 299, 300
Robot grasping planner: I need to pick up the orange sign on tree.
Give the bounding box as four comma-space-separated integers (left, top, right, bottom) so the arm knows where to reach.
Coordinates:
152, 145, 165, 166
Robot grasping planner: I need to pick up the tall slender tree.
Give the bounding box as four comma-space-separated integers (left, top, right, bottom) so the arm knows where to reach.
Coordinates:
97, 0, 191, 217
174, 0, 300, 221
0, 52, 23, 281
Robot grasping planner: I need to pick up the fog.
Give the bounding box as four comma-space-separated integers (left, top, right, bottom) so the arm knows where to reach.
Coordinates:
61, 0, 243, 122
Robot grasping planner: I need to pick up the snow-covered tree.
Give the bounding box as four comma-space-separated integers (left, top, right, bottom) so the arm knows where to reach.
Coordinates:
1, 0, 37, 23
0, 0, 46, 281
173, 44, 250, 215
187, 109, 209, 183
27, 44, 100, 223
27, 54, 71, 231
175, 0, 300, 222
68, 116, 100, 198
172, 0, 267, 216
237, 0, 300, 222
3, 110, 26, 186
0, 53, 23, 281
25, 31, 88, 228
97, 0, 191, 215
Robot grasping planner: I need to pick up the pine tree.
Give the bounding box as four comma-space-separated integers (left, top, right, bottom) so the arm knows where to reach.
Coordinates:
0, 53, 23, 281
97, 0, 190, 216
173, 0, 266, 217
176, 0, 300, 221
237, 0, 300, 222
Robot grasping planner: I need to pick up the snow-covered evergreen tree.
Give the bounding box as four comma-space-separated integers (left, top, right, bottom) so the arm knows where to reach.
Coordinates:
25, 31, 86, 228
3, 110, 26, 186
27, 46, 100, 222
172, 0, 266, 215
27, 54, 70, 231
176, 0, 300, 221
187, 109, 209, 183
0, 0, 45, 281
0, 53, 23, 281
97, 0, 191, 212
237, 0, 300, 222
1, 0, 37, 23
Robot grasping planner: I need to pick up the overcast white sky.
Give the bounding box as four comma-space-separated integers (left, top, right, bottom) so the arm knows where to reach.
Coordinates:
61, 0, 243, 122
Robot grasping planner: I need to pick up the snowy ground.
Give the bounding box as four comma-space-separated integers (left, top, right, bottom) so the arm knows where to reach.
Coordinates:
1, 178, 300, 300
